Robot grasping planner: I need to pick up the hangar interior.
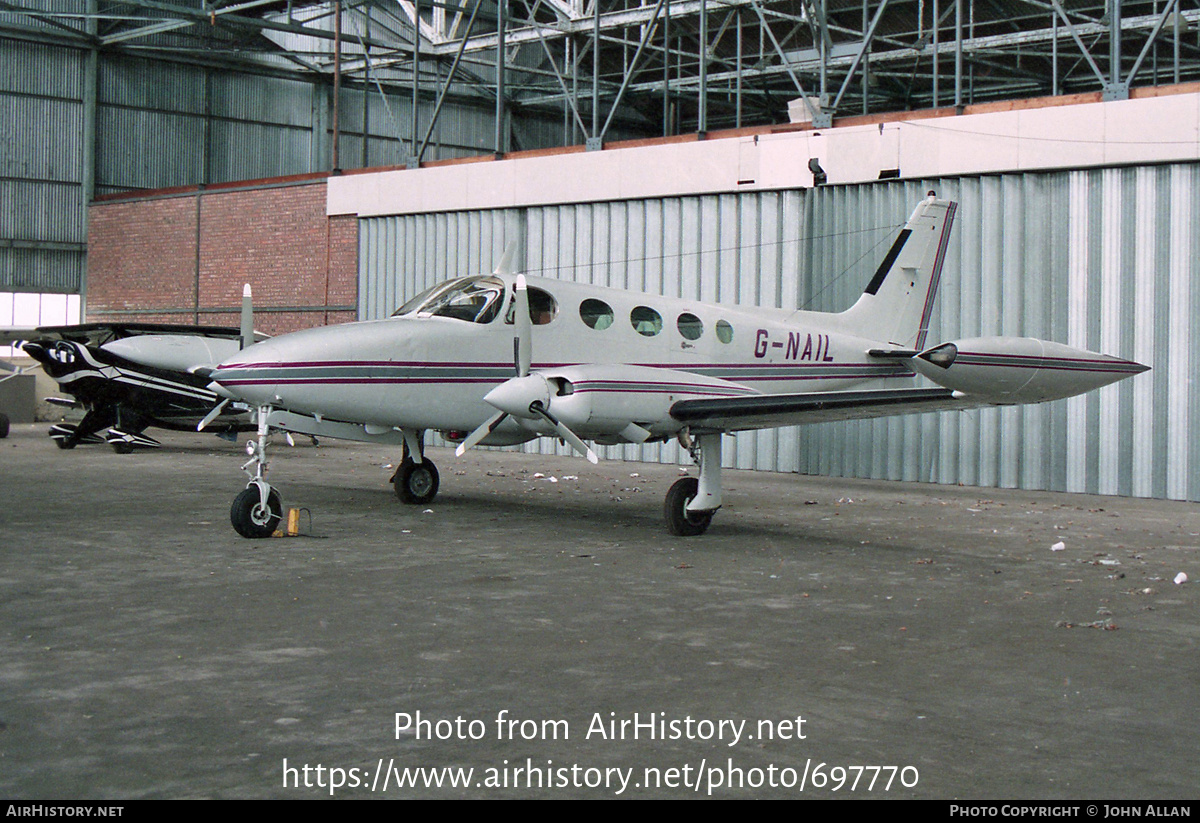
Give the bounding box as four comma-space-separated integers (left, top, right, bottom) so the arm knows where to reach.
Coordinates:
4, 0, 1200, 501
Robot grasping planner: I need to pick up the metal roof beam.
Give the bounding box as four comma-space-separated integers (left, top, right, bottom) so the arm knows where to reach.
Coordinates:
99, 0, 398, 50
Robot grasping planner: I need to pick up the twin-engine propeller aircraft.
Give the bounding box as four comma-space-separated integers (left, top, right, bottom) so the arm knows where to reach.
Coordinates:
210, 194, 1148, 538
1, 287, 263, 452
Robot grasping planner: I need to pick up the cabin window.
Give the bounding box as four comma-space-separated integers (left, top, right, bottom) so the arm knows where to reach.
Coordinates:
716, 319, 734, 344
392, 276, 505, 324
580, 298, 614, 330
504, 286, 558, 326
631, 306, 663, 337
677, 313, 703, 340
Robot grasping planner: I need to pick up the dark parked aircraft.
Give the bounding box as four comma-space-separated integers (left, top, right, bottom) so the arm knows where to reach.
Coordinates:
2, 290, 261, 452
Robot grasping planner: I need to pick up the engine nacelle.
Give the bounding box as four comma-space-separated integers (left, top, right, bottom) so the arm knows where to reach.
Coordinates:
484, 363, 757, 442
911, 337, 1148, 403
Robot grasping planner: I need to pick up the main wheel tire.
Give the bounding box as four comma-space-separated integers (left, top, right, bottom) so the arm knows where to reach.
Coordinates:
664, 477, 714, 537
111, 441, 133, 454
393, 458, 440, 504
0, 412, 9, 438
231, 486, 282, 539
54, 437, 74, 450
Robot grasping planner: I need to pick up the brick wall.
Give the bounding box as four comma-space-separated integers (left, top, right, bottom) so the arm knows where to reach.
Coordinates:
87, 177, 357, 335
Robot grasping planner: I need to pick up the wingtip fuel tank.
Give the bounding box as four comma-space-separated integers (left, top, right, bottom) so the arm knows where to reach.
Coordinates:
911, 337, 1149, 404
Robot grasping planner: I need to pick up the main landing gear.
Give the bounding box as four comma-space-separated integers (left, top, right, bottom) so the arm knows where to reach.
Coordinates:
390, 432, 440, 505
225, 408, 715, 537
664, 432, 723, 537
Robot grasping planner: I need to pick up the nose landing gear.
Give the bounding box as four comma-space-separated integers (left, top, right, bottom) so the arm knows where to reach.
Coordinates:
231, 405, 282, 539
231, 486, 282, 539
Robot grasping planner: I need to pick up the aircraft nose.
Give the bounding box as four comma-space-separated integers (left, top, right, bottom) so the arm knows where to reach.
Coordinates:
20, 341, 48, 361
210, 345, 281, 406
20, 340, 76, 377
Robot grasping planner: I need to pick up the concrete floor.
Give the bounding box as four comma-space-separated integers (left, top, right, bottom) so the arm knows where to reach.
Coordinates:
0, 423, 1197, 799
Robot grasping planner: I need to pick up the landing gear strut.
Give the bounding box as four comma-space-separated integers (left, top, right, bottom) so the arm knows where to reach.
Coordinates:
231, 405, 282, 538
391, 430, 440, 504
664, 433, 723, 537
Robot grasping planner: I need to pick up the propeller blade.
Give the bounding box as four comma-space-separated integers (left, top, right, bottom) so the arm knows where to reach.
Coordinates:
514, 274, 531, 377
196, 398, 229, 431
240, 284, 254, 350
455, 410, 509, 457
530, 401, 598, 464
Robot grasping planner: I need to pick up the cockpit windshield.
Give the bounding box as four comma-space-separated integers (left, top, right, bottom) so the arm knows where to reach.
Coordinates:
391, 276, 506, 324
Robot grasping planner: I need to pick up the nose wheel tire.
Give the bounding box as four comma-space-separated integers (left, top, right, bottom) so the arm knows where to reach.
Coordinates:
393, 458, 440, 504
664, 477, 714, 537
231, 486, 282, 539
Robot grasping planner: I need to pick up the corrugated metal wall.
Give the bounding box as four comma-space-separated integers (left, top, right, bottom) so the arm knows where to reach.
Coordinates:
358, 164, 1200, 502
1, 37, 577, 294
0, 39, 86, 293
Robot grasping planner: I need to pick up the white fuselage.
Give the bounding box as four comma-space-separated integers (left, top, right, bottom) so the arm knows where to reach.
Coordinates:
213, 275, 915, 443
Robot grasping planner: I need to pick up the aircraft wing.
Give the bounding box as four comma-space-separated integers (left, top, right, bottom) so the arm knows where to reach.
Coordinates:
669, 386, 989, 433
0, 323, 266, 347
0, 327, 40, 346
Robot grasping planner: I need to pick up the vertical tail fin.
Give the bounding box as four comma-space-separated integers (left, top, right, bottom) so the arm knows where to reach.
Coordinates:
839, 194, 957, 350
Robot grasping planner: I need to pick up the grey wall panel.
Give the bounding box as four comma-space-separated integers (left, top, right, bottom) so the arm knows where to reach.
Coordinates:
358, 164, 1200, 503
0, 95, 83, 183
97, 57, 316, 188
97, 107, 205, 190
211, 73, 313, 128
98, 56, 206, 115
1, 39, 82, 98
1, 39, 85, 292
0, 247, 83, 293
0, 179, 84, 242
208, 119, 313, 182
